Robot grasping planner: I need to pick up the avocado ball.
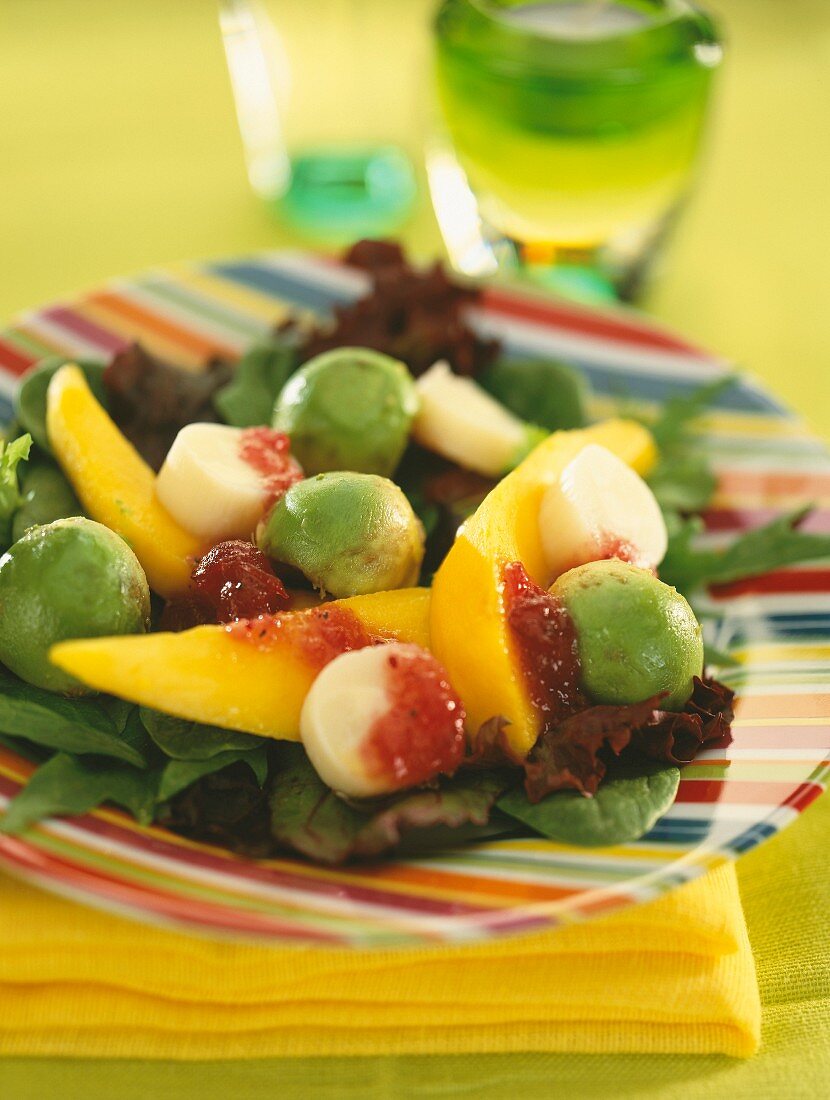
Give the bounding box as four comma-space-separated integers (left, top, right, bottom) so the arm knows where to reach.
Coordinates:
0, 517, 151, 694
479, 357, 590, 432
258, 472, 424, 598
550, 559, 704, 711
272, 348, 419, 477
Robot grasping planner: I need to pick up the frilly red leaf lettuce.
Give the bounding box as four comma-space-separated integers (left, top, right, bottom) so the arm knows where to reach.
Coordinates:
104, 342, 232, 470
524, 697, 663, 801
280, 240, 500, 379
470, 677, 734, 804
628, 676, 735, 765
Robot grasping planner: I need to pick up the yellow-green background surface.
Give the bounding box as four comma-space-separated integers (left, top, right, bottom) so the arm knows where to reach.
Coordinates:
0, 0, 828, 1096
0, 0, 828, 436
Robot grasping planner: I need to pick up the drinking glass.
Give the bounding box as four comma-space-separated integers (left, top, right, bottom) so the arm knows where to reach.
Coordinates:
431, 0, 722, 298
220, 0, 435, 242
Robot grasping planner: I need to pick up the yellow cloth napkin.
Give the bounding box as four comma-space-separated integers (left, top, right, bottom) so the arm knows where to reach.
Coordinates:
0, 863, 760, 1059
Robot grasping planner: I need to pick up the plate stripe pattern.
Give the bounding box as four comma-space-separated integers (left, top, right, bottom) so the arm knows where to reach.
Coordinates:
0, 252, 827, 947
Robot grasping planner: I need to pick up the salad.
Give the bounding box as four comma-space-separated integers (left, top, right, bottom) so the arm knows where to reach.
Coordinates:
0, 241, 828, 865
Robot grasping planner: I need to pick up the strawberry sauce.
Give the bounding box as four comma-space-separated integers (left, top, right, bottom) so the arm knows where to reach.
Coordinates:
595, 533, 639, 565
361, 646, 466, 790
502, 560, 585, 723
238, 427, 304, 510
228, 604, 373, 669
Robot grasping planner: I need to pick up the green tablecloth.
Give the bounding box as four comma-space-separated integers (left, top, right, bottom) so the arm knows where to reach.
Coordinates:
0, 0, 828, 1094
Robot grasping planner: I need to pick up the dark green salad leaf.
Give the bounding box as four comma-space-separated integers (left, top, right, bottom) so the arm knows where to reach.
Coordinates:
213, 337, 296, 428
0, 732, 42, 761
139, 707, 267, 761
157, 745, 269, 803
0, 432, 31, 549
98, 695, 139, 735
1, 752, 159, 835
498, 763, 680, 847
479, 356, 590, 432
661, 507, 830, 594
0, 668, 153, 766
269, 744, 509, 864
648, 375, 737, 453
0, 722, 268, 835
647, 451, 718, 515
643, 375, 737, 519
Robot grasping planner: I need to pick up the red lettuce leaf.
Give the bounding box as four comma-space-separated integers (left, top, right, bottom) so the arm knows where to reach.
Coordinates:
281, 240, 500, 379
628, 676, 734, 765
467, 715, 526, 769
103, 342, 232, 470
523, 696, 663, 802
471, 677, 734, 804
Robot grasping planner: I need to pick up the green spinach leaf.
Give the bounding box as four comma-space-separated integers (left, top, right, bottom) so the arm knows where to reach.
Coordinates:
648, 375, 737, 452
0, 752, 159, 834
479, 356, 590, 432
642, 376, 737, 522
158, 745, 269, 802
139, 707, 266, 760
497, 763, 680, 847
661, 507, 830, 594
213, 339, 296, 427
647, 452, 718, 515
0, 669, 153, 766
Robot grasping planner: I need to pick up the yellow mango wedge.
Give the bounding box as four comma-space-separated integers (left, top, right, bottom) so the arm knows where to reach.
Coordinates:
429, 419, 657, 756
46, 364, 204, 598
51, 588, 432, 740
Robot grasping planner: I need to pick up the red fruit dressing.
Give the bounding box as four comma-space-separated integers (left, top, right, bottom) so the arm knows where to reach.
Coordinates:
228, 605, 374, 669
556, 533, 640, 578
238, 427, 304, 510
502, 560, 585, 723
595, 533, 639, 565
361, 646, 466, 790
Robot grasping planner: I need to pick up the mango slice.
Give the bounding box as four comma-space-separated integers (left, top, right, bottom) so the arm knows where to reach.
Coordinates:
429, 419, 657, 756
46, 364, 203, 598
50, 588, 432, 739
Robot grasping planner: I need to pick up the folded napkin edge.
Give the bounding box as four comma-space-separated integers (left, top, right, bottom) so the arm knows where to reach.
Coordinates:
0, 1018, 761, 1060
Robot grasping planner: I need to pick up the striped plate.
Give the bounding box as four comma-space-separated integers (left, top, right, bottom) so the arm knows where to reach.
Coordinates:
0, 252, 827, 948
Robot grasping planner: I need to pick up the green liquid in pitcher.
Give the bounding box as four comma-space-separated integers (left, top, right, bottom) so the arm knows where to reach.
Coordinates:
434, 0, 720, 266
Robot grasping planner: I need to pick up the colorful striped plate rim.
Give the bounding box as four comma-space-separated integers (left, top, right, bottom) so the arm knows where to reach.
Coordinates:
0, 251, 827, 947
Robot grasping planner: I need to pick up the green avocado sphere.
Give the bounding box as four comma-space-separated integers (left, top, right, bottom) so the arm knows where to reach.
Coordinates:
0, 517, 151, 695
272, 347, 418, 477
258, 472, 424, 598
550, 559, 704, 711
